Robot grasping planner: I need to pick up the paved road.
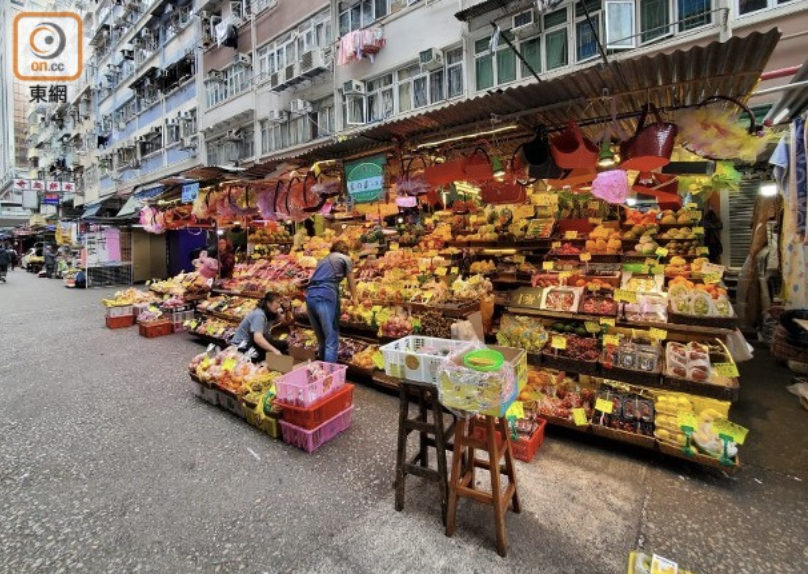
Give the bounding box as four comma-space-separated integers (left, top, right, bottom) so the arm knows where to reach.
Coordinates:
0, 270, 805, 573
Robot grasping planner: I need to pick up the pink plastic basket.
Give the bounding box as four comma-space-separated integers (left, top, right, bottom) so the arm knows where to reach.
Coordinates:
274, 361, 348, 407
279, 405, 354, 453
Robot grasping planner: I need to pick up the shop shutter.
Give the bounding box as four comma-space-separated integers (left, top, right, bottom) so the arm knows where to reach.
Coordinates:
728, 181, 758, 268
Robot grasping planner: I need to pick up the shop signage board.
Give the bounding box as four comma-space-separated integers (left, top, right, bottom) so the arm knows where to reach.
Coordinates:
42, 193, 60, 205
181, 183, 200, 203
345, 153, 386, 204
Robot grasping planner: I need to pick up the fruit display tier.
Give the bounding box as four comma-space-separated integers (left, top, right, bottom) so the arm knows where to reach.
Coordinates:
506, 306, 735, 338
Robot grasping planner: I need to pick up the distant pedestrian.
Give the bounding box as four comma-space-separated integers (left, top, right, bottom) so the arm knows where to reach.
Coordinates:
44, 245, 56, 278
218, 238, 235, 279
0, 244, 11, 282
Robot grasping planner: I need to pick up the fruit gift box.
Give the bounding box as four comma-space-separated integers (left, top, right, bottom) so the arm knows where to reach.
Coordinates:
540, 286, 583, 313
578, 288, 619, 316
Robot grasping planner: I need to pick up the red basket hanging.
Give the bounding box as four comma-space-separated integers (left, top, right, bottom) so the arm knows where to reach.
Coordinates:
463, 147, 494, 181
424, 147, 466, 186
550, 120, 598, 170
397, 156, 430, 196
632, 172, 682, 210
620, 104, 677, 171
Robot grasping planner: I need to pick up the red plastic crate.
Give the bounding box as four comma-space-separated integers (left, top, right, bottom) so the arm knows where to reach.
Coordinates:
279, 405, 353, 453
472, 418, 546, 463
106, 315, 135, 329
138, 319, 174, 338
279, 384, 354, 431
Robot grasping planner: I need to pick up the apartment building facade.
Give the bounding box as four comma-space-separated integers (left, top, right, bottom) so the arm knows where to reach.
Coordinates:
25, 0, 808, 216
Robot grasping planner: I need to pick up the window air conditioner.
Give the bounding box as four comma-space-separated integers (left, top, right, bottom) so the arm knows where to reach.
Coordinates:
267, 110, 287, 123
419, 48, 443, 72
343, 80, 365, 95
234, 53, 252, 67
512, 10, 538, 38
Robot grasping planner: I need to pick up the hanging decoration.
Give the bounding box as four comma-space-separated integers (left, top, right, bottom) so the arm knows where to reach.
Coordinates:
591, 169, 630, 204
676, 96, 769, 163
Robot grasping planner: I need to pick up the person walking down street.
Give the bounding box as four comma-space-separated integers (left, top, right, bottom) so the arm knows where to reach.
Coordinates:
704, 207, 724, 264
0, 244, 11, 282
305, 240, 357, 363
231, 292, 292, 361
218, 238, 236, 279
44, 246, 56, 278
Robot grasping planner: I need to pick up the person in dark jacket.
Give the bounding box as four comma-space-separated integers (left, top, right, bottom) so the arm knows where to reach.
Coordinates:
44, 246, 56, 278
0, 244, 11, 282
218, 238, 236, 279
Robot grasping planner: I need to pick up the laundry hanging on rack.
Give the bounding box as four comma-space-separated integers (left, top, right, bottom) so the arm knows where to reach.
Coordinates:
337, 28, 385, 66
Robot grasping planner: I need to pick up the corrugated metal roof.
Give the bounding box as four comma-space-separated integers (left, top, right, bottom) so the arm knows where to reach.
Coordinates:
232, 29, 782, 176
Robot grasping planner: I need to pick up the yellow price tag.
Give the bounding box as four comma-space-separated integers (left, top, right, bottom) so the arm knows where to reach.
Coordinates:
506, 401, 525, 419
542, 261, 554, 270
450, 266, 459, 275
572, 408, 588, 426
689, 210, 702, 220
713, 362, 739, 378
588, 217, 602, 225
584, 321, 601, 333
655, 247, 669, 258
588, 201, 600, 210
697, 247, 710, 255
693, 226, 705, 236
389, 242, 400, 251
677, 411, 698, 430
579, 252, 592, 262
419, 261, 428, 272
372, 351, 385, 370
558, 271, 572, 282
435, 267, 448, 276
712, 418, 748, 445
551, 335, 567, 350
595, 398, 614, 414
587, 283, 600, 291
371, 305, 383, 313
222, 358, 237, 372
649, 328, 667, 340
600, 317, 616, 327
551, 241, 562, 249
615, 289, 637, 303
603, 334, 620, 346
513, 255, 526, 264
201, 356, 211, 368
422, 292, 435, 302
702, 273, 721, 285
564, 230, 578, 240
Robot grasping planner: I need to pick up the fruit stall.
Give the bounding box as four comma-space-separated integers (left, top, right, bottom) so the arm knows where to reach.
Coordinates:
98, 33, 780, 467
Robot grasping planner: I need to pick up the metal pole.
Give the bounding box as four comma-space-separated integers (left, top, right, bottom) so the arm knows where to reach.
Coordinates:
490, 22, 541, 83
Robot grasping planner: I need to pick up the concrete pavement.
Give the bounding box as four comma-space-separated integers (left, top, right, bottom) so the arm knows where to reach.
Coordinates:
0, 270, 805, 574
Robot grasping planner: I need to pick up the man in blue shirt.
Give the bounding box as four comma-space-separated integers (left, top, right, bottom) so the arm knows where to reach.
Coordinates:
306, 240, 357, 363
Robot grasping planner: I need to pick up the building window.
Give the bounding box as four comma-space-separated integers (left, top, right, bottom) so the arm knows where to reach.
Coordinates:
542, 8, 569, 71
181, 109, 197, 138
475, 30, 541, 91
239, 128, 255, 159
737, 0, 793, 15
315, 98, 335, 138
640, 0, 670, 43
340, 0, 389, 36
165, 120, 181, 146
367, 74, 394, 122
446, 47, 464, 98
574, 0, 602, 62
205, 65, 252, 108
678, 0, 711, 31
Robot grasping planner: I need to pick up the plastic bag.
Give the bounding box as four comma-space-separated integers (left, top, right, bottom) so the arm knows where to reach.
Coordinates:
725, 329, 754, 362
436, 341, 517, 418
451, 320, 481, 342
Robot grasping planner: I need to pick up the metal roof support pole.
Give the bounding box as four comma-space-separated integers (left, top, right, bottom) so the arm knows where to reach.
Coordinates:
579, 1, 608, 66
490, 22, 542, 83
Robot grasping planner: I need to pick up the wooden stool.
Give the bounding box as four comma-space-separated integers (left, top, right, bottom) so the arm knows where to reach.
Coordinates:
394, 378, 456, 524
445, 415, 521, 557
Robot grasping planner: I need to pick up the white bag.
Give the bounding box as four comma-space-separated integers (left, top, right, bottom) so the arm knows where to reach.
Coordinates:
725, 329, 754, 362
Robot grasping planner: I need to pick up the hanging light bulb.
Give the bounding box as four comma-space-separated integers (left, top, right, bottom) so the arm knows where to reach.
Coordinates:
491, 156, 506, 180
598, 140, 616, 168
